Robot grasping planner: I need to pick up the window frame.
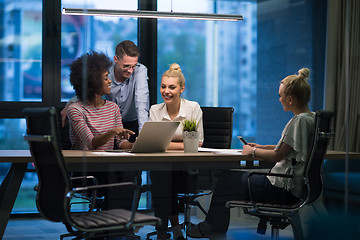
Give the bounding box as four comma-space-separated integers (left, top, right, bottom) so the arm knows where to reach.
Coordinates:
0, 0, 158, 118
0, 0, 62, 118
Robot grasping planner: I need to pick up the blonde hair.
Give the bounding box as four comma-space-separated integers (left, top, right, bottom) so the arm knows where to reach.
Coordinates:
281, 68, 311, 107
162, 63, 185, 87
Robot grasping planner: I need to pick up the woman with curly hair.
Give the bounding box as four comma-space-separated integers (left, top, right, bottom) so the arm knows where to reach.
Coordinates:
67, 50, 135, 210
68, 50, 134, 150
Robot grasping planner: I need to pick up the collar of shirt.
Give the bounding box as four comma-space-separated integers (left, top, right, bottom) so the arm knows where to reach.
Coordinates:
112, 76, 130, 86
161, 98, 187, 121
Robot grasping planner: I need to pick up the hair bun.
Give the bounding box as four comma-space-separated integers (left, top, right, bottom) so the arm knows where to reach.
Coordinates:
298, 68, 310, 80
169, 63, 181, 72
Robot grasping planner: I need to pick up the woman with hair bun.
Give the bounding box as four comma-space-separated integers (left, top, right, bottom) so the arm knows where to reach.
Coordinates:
187, 68, 315, 239
149, 63, 203, 240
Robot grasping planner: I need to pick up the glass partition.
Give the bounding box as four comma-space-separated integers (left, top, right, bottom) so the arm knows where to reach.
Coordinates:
1, 0, 330, 215
0, 0, 42, 213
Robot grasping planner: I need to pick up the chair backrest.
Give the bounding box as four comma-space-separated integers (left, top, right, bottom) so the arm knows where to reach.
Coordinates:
201, 107, 234, 149
196, 107, 234, 189
304, 110, 334, 204
55, 106, 72, 150
23, 107, 71, 222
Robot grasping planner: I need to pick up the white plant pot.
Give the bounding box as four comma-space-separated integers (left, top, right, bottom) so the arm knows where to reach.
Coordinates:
183, 131, 199, 153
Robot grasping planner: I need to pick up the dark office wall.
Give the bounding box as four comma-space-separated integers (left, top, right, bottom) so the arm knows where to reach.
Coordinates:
256, 0, 327, 144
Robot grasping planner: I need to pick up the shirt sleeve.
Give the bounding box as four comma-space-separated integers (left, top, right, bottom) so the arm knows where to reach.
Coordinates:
193, 103, 204, 143
67, 105, 94, 149
148, 105, 158, 122
134, 65, 150, 131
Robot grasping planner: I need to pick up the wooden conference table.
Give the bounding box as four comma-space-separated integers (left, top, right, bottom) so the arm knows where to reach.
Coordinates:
0, 149, 359, 238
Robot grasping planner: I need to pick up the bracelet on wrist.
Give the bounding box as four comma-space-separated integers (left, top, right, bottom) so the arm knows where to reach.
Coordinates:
251, 147, 257, 158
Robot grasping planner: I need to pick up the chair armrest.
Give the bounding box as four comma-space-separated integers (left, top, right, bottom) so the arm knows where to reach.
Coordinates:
70, 175, 98, 183
69, 175, 100, 211
69, 181, 138, 194
247, 171, 293, 209
65, 181, 141, 228
248, 171, 294, 179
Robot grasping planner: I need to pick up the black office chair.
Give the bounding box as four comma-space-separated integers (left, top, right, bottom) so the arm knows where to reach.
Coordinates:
179, 107, 234, 227
226, 110, 335, 240
23, 107, 160, 240
33, 106, 106, 211
146, 107, 234, 240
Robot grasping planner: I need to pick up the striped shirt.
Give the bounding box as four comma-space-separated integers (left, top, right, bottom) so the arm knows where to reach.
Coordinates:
68, 100, 123, 150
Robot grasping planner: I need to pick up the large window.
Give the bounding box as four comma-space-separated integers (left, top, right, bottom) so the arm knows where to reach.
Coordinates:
61, 0, 138, 100
157, 0, 325, 148
0, 0, 42, 148
0, 0, 43, 213
158, 0, 256, 148
0, 0, 42, 102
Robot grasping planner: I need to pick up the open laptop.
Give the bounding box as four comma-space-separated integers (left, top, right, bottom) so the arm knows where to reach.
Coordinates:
109, 121, 180, 153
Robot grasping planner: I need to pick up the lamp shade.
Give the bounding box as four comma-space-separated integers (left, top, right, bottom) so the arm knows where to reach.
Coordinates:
62, 8, 243, 22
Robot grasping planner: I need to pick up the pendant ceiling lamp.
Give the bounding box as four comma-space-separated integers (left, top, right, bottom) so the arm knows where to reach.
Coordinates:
62, 8, 243, 22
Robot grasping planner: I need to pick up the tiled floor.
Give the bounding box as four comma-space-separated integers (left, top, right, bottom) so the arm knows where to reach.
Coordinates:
3, 216, 293, 240
2, 206, 302, 240
4, 199, 360, 240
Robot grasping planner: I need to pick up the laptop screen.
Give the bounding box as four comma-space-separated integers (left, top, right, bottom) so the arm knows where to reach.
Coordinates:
130, 121, 180, 153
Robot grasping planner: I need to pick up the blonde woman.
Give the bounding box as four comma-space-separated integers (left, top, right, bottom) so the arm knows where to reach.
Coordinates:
149, 63, 203, 240
187, 68, 315, 239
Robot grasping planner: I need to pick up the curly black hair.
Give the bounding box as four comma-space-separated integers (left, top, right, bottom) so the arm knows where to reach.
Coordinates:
69, 50, 113, 101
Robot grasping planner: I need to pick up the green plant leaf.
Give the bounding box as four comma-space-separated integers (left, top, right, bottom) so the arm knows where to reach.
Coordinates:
182, 119, 199, 132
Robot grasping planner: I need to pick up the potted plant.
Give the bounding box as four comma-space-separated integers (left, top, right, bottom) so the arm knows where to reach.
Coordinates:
182, 119, 199, 153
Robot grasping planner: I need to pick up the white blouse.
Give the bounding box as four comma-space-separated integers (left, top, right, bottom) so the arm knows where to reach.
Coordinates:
148, 98, 204, 143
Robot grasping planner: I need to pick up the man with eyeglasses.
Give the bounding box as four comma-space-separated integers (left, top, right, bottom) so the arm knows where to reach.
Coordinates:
61, 40, 150, 142
107, 40, 149, 142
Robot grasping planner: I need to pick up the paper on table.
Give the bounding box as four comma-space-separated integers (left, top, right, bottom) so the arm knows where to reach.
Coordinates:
198, 147, 243, 155
91, 152, 135, 156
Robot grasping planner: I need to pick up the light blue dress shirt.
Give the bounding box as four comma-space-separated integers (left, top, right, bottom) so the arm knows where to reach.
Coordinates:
105, 63, 150, 131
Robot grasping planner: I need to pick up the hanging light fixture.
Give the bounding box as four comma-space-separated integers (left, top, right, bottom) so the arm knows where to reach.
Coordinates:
62, 8, 243, 22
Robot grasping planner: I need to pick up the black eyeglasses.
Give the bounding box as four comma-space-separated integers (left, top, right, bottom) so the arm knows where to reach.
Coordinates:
121, 64, 139, 70
116, 55, 139, 70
